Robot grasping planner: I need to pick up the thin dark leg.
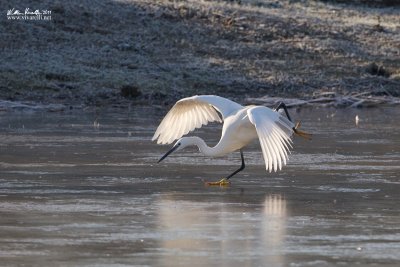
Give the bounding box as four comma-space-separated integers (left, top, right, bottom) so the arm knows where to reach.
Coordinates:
274, 102, 292, 122
226, 150, 245, 180
275, 102, 311, 139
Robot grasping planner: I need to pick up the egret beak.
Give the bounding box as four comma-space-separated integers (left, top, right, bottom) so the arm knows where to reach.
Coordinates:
158, 144, 179, 163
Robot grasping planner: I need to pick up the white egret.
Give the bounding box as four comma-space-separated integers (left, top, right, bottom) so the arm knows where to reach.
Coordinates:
152, 95, 311, 185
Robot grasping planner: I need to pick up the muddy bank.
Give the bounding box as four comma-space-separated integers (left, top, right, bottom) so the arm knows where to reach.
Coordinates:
1, 0, 399, 107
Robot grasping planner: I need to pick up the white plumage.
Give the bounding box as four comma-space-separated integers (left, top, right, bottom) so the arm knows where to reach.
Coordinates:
153, 95, 306, 176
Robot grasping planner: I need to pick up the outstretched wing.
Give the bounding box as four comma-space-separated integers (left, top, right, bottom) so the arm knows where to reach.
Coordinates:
247, 106, 294, 172
152, 95, 243, 144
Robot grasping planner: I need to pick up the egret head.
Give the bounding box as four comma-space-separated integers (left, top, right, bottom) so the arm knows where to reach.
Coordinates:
157, 137, 195, 163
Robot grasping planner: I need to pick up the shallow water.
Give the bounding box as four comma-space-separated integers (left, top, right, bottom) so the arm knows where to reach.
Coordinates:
0, 106, 399, 266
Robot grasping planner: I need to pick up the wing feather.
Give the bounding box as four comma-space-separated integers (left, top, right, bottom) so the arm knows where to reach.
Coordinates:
264, 131, 275, 171
274, 123, 293, 149
247, 106, 294, 172
271, 129, 287, 166
152, 95, 243, 144
269, 131, 282, 171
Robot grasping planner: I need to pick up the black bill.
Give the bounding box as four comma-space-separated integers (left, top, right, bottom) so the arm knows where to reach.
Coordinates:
157, 144, 179, 163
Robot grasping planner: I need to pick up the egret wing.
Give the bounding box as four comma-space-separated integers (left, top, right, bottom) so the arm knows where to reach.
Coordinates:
247, 106, 294, 172
189, 95, 243, 119
152, 95, 243, 144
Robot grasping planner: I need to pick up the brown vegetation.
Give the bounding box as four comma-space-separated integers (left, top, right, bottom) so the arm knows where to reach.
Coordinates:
1, 0, 399, 107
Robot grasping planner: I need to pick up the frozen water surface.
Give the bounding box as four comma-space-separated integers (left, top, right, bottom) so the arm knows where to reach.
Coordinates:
0, 107, 399, 266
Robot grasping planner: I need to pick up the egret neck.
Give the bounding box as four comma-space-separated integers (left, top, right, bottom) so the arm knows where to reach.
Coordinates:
187, 136, 219, 157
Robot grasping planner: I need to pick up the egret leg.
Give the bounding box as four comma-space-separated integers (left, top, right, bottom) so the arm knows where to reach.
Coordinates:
206, 150, 245, 186
226, 150, 245, 180
274, 102, 292, 122
275, 102, 312, 140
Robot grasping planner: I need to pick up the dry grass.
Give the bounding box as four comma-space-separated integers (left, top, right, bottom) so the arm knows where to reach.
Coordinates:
1, 0, 399, 106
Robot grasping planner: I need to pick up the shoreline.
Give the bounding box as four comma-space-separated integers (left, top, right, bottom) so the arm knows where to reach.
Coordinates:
1, 91, 399, 113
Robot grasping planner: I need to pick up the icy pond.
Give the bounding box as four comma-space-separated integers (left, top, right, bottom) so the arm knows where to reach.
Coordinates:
0, 106, 399, 266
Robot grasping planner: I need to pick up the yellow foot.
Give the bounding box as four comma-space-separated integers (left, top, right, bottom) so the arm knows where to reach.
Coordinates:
205, 178, 230, 186
294, 122, 312, 140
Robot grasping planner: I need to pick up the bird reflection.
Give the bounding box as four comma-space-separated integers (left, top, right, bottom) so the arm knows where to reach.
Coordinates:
261, 194, 287, 265
155, 194, 287, 266
263, 194, 287, 217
